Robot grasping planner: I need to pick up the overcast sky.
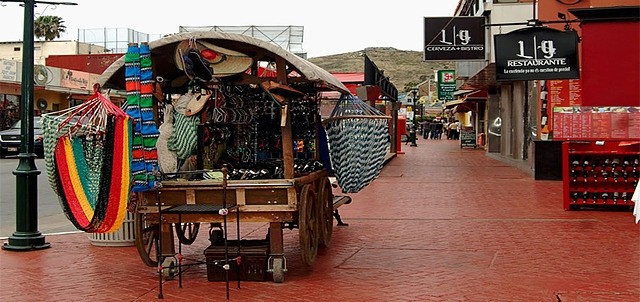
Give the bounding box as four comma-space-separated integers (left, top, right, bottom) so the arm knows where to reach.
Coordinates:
0, 0, 459, 58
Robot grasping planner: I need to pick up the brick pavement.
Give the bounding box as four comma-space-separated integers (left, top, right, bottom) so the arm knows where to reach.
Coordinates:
1, 139, 638, 302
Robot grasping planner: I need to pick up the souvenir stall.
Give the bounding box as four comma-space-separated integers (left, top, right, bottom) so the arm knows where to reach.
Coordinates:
90, 31, 389, 294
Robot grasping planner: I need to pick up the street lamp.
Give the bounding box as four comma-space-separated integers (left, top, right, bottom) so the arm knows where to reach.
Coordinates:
2, 0, 77, 251
409, 87, 419, 147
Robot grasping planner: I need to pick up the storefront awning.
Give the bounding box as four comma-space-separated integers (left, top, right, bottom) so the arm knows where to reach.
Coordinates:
444, 89, 487, 113
462, 63, 497, 91
97, 31, 349, 94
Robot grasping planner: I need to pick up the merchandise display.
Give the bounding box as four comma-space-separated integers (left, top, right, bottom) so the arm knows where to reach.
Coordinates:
563, 140, 639, 210
92, 32, 389, 291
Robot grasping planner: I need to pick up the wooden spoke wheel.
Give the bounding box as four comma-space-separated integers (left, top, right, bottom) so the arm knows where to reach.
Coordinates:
175, 222, 200, 245
134, 212, 159, 267
317, 177, 334, 248
298, 184, 319, 265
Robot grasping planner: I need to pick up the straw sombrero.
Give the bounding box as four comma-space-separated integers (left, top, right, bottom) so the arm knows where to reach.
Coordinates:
175, 40, 253, 78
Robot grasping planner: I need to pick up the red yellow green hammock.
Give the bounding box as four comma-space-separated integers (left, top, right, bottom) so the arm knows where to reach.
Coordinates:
42, 85, 132, 233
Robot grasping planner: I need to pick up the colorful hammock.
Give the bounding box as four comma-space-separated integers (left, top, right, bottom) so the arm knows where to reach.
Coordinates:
124, 43, 160, 192
41, 85, 132, 233
322, 94, 390, 193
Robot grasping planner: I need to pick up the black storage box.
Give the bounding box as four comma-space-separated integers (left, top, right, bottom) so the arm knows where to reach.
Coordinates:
204, 240, 270, 282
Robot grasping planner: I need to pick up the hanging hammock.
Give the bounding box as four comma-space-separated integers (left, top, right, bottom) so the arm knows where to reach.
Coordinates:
41, 84, 132, 233
322, 94, 390, 193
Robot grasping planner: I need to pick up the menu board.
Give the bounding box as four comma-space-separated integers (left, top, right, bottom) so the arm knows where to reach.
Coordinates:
548, 79, 582, 107
552, 106, 640, 140
460, 128, 477, 148
538, 79, 583, 140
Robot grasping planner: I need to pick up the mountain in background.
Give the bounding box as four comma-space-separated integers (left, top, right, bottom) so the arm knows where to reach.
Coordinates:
308, 47, 455, 95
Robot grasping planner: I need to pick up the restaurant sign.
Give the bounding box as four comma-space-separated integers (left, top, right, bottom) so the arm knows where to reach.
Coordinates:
494, 27, 579, 81
424, 17, 485, 61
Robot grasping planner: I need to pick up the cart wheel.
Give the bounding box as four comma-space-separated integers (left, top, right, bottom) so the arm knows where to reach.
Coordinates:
317, 177, 333, 248
272, 257, 285, 283
175, 222, 200, 245
135, 212, 159, 267
298, 184, 319, 265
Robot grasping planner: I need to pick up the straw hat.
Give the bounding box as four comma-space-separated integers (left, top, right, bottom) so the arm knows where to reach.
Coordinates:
175, 40, 253, 77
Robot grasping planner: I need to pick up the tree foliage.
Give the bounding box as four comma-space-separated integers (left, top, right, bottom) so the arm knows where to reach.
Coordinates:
34, 15, 66, 41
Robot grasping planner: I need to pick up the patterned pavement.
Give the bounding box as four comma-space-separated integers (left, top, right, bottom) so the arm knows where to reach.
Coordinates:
1, 138, 638, 302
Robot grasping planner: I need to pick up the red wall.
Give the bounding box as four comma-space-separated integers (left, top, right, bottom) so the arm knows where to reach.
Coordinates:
46, 54, 122, 74
581, 21, 640, 106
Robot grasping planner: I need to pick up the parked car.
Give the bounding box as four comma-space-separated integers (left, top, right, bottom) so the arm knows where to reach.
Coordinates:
0, 116, 44, 158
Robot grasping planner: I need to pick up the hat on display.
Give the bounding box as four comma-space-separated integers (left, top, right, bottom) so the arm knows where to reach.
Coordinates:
175, 40, 213, 83
175, 40, 253, 78
185, 91, 211, 117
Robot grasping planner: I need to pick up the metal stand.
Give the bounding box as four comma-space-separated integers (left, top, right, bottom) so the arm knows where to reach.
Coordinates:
154, 168, 240, 300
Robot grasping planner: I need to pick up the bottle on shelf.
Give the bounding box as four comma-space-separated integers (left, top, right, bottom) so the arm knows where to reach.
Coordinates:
540, 124, 550, 141
621, 192, 629, 203
571, 192, 579, 203
582, 191, 589, 203
571, 160, 580, 173
613, 192, 619, 204
601, 192, 609, 203
611, 158, 620, 169
622, 159, 630, 170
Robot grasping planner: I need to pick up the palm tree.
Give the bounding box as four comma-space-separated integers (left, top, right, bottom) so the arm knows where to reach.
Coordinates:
34, 15, 67, 41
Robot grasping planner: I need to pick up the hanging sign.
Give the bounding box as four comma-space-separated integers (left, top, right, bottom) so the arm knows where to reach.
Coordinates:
494, 27, 579, 81
437, 70, 456, 101
424, 16, 486, 61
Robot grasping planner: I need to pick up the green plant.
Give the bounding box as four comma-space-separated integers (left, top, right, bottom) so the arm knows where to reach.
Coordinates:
34, 15, 66, 41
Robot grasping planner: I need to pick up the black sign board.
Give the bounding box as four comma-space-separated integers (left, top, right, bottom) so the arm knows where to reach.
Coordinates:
364, 54, 398, 101
460, 128, 477, 148
424, 16, 485, 61
494, 27, 580, 81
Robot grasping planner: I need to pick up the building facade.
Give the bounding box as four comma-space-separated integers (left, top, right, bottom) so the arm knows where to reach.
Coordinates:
453, 0, 639, 177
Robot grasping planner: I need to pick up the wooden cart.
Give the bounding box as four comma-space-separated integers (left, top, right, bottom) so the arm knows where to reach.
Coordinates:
97, 31, 353, 284
135, 169, 337, 283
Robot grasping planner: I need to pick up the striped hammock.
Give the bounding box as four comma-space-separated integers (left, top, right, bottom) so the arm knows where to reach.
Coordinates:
124, 43, 160, 192
41, 86, 132, 233
323, 94, 390, 193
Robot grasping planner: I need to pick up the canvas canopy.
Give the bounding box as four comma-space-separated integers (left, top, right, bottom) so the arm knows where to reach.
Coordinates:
97, 31, 349, 94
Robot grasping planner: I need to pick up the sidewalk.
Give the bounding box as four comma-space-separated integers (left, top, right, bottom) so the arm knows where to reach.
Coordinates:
1, 139, 638, 302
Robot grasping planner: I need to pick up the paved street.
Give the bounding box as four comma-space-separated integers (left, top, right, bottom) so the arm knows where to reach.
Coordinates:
1, 139, 638, 301
0, 157, 78, 238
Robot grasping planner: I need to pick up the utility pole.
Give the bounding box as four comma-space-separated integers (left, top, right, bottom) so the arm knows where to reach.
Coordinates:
2, 0, 77, 251
409, 87, 418, 147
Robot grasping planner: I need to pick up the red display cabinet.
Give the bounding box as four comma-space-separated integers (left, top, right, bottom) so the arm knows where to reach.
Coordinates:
562, 140, 640, 210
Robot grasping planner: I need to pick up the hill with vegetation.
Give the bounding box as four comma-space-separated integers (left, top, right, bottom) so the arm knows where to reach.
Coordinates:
308, 47, 455, 95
